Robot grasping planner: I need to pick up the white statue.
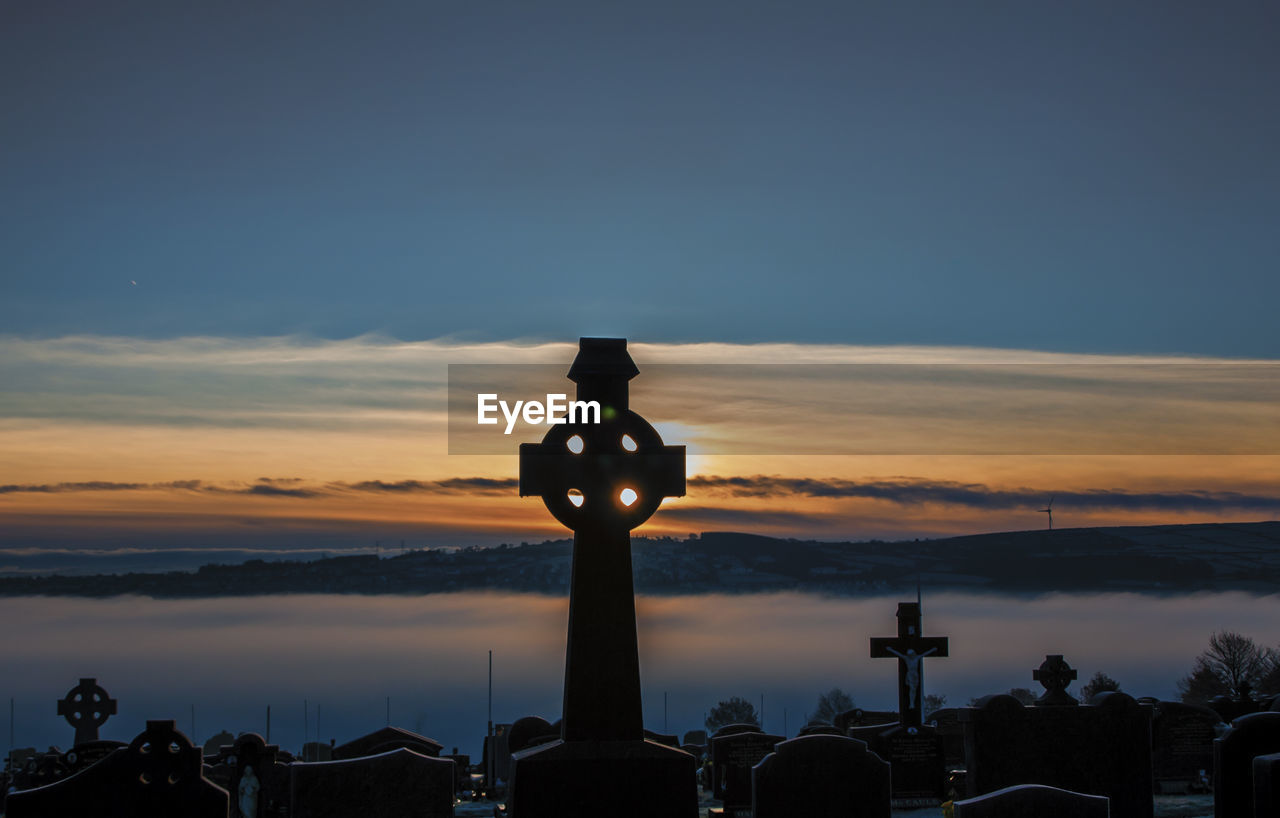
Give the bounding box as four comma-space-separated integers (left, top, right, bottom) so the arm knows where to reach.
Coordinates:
887, 646, 937, 709
237, 764, 260, 818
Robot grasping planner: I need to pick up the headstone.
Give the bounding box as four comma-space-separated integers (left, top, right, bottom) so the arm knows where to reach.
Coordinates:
708, 729, 784, 816
860, 601, 950, 804
869, 602, 949, 725
61, 739, 126, 775
218, 733, 289, 818
1150, 701, 1219, 793
683, 730, 708, 746
56, 678, 117, 746
953, 784, 1109, 818
330, 725, 442, 759
1213, 711, 1280, 818
752, 734, 890, 818
290, 747, 453, 818
5, 719, 229, 818
1209, 687, 1265, 724
1033, 655, 1079, 707
507, 338, 696, 818
507, 716, 555, 754
927, 707, 965, 767
706, 723, 762, 792
1254, 752, 1280, 818
960, 671, 1153, 818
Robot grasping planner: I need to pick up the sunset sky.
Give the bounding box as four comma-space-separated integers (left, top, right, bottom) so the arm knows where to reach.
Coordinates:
3, 2, 1279, 562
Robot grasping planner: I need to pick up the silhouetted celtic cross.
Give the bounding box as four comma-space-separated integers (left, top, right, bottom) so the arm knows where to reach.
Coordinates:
57, 677, 118, 746
520, 338, 684, 533
1033, 654, 1079, 706
517, 338, 685, 743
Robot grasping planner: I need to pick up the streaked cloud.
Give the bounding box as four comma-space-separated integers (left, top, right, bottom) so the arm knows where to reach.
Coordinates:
688, 475, 1280, 513
1, 334, 1278, 546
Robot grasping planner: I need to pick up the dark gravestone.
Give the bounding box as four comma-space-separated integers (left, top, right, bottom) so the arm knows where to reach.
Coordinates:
506, 716, 555, 754
1033, 655, 1079, 707
960, 681, 1153, 818
709, 729, 784, 816
684, 730, 708, 746
752, 734, 891, 818
508, 338, 696, 818
859, 602, 950, 803
1210, 684, 1264, 724
1150, 701, 1219, 793
5, 719, 229, 818
330, 725, 442, 759
61, 739, 126, 775
219, 733, 288, 818
706, 723, 763, 793
56, 678, 117, 747
869, 602, 949, 726
290, 748, 453, 818
954, 784, 1109, 818
928, 708, 965, 768
1254, 753, 1280, 818
1214, 711, 1280, 818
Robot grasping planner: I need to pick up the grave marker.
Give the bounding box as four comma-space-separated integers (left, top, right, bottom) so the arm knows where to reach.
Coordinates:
954, 783, 1109, 818
752, 734, 891, 818
5, 719, 228, 818
1213, 711, 1280, 818
56, 678, 117, 746
869, 602, 948, 725
507, 338, 696, 818
960, 665, 1153, 818
290, 747, 453, 818
708, 729, 784, 815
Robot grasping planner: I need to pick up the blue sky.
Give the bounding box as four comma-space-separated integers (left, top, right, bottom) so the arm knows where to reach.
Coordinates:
4, 1, 1278, 355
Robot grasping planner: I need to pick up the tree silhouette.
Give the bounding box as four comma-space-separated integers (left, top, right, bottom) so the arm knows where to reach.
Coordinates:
1177, 631, 1277, 703
1008, 688, 1037, 705
705, 697, 759, 732
1080, 671, 1121, 702
923, 693, 947, 715
805, 688, 854, 724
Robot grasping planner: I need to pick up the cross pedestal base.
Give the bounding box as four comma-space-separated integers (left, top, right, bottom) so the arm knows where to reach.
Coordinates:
508, 738, 697, 818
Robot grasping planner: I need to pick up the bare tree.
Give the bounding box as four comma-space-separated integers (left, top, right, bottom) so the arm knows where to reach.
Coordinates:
1177, 631, 1277, 703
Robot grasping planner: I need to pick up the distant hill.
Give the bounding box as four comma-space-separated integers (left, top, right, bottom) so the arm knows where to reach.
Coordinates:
1, 521, 1277, 598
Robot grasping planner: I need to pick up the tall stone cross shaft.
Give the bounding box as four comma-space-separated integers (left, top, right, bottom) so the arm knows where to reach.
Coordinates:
869, 602, 949, 726
519, 338, 685, 742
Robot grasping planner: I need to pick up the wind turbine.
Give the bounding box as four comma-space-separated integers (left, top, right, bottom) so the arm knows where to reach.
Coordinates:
1039, 496, 1054, 530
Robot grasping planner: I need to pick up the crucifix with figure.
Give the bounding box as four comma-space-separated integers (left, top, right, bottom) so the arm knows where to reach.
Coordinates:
870, 602, 948, 726
511, 338, 696, 818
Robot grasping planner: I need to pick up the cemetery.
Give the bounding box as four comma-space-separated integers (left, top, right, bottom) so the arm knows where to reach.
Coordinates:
3, 340, 1278, 818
